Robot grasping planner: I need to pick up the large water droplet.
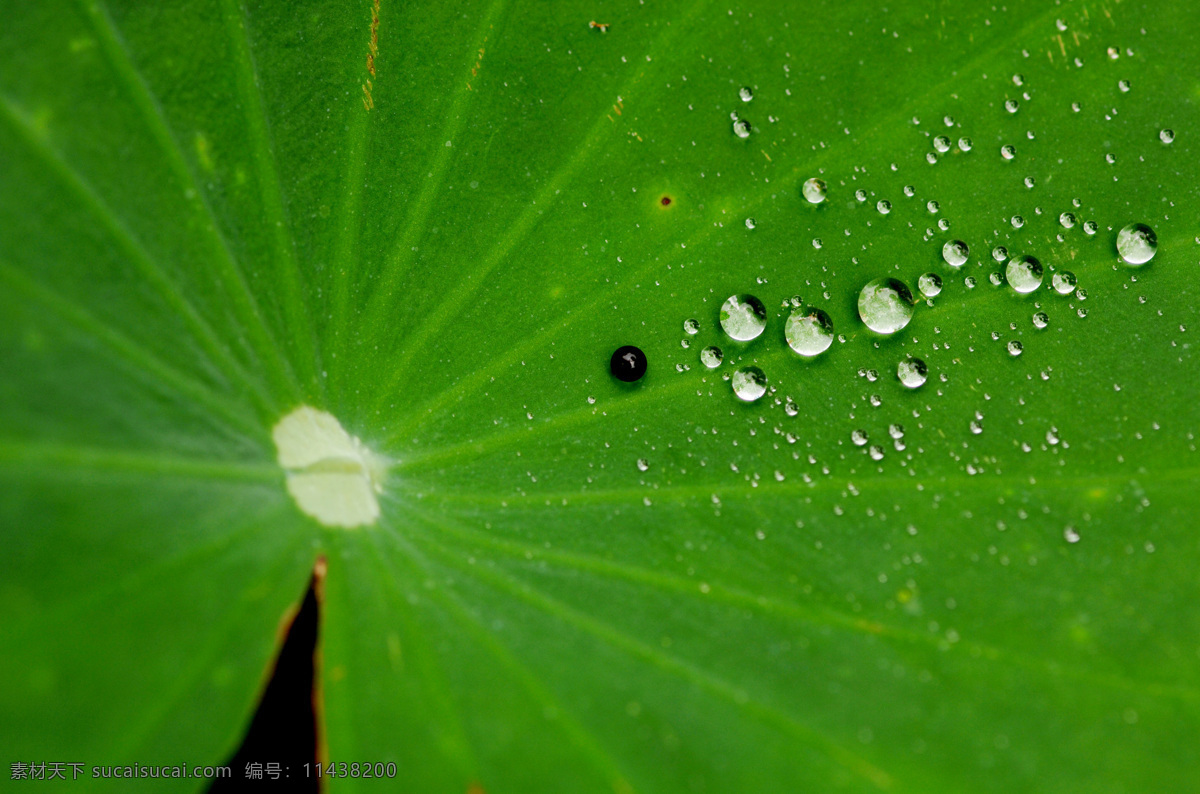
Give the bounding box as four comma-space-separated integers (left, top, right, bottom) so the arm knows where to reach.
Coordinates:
858, 278, 915, 334
732, 366, 767, 402
1116, 223, 1157, 265
897, 356, 928, 389
1005, 255, 1044, 294
942, 240, 969, 267
802, 177, 827, 204
720, 294, 767, 340
700, 345, 724, 368
784, 308, 834, 357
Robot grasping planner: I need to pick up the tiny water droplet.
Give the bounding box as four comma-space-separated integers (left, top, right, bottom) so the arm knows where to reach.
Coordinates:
897, 356, 928, 389
858, 278, 915, 335
1083, 220, 1098, 236
927, 200, 940, 214
1005, 99, 1020, 114
1116, 223, 1157, 265
958, 137, 973, 152
1007, 340, 1024, 357
732, 118, 752, 138
1059, 212, 1076, 229
918, 272, 943, 298
933, 135, 951, 153
1006, 255, 1044, 294
877, 199, 892, 215
855, 189, 868, 202
851, 429, 869, 446
1032, 311, 1049, 329
1064, 526, 1080, 543
1052, 271, 1077, 294
784, 396, 799, 416
869, 445, 885, 461
732, 366, 767, 402
636, 458, 650, 471
1160, 128, 1175, 144
745, 217, 757, 229
1024, 176, 1036, 189
992, 246, 1008, 262
683, 318, 700, 335
1118, 79, 1131, 92
700, 345, 724, 368
802, 177, 827, 204
942, 240, 969, 267
720, 295, 767, 340
1001, 144, 1017, 160
739, 86, 754, 102
784, 307, 835, 357
1011, 215, 1025, 229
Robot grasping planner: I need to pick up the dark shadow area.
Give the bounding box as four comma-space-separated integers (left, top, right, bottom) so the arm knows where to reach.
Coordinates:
210, 576, 320, 793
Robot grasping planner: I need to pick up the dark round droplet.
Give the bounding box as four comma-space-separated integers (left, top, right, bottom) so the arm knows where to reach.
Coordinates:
610, 345, 647, 382
660, 196, 672, 207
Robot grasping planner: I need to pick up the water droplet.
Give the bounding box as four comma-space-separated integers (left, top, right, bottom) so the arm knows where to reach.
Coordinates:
942, 240, 969, 267
933, 135, 951, 153
1160, 128, 1175, 144
992, 246, 1009, 262
969, 419, 983, 435
964, 276, 977, 289
1012, 73, 1025, 86
720, 294, 767, 340
1116, 223, 1157, 265
1083, 220, 1098, 236
745, 217, 757, 230
683, 318, 700, 335
700, 345, 724, 368
636, 458, 650, 472
1001, 144, 1017, 160
868, 445, 885, 461
1064, 526, 1080, 543
784, 396, 799, 416
989, 271, 1003, 287
1052, 271, 1077, 294
927, 200, 940, 214
1105, 153, 1116, 164
897, 356, 928, 389
732, 118, 752, 138
1024, 176, 1036, 189
855, 189, 868, 202
1006, 255, 1044, 293
877, 199, 892, 215
1059, 212, 1076, 229
802, 177, 827, 204
784, 307, 835, 357
1007, 340, 1024, 357
918, 272, 943, 298
1118, 79, 1131, 93
680, 338, 691, 349
851, 429, 869, 446
958, 137, 973, 152
1011, 215, 1025, 229
610, 346, 648, 382
903, 185, 916, 197
739, 86, 754, 102
1032, 311, 1049, 329
1005, 99, 1020, 114
858, 278, 915, 335
732, 366, 767, 402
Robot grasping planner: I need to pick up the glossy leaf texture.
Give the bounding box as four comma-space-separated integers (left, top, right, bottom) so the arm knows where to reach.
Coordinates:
2, 1, 1198, 792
